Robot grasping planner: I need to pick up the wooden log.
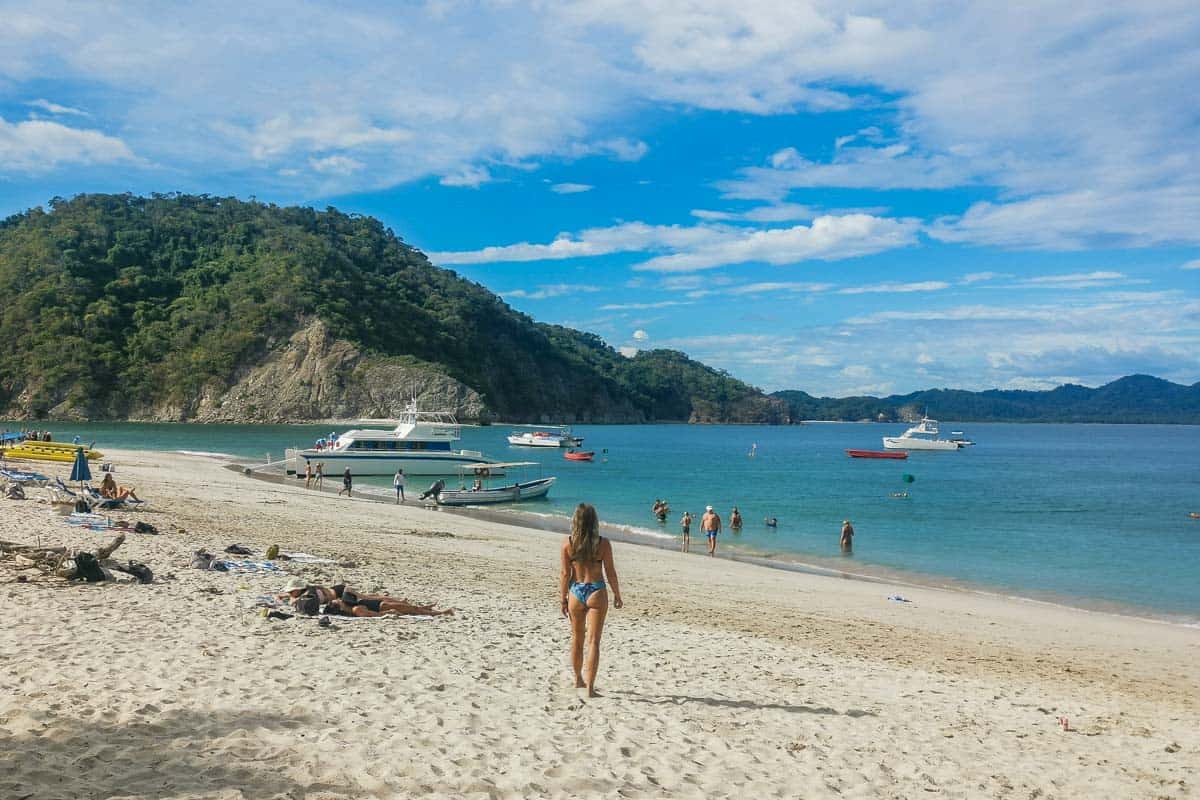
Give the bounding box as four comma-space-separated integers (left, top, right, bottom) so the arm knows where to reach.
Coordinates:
96, 534, 125, 560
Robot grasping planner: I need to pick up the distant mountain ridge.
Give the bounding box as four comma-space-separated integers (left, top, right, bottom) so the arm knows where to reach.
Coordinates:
772, 375, 1200, 424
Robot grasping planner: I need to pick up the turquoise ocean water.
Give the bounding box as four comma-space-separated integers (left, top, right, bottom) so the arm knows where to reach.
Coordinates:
10, 420, 1200, 622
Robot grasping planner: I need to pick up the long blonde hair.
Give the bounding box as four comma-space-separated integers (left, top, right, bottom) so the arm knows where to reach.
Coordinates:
568, 503, 601, 564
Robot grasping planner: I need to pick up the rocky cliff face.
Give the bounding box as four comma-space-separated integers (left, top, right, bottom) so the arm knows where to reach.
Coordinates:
136, 319, 487, 423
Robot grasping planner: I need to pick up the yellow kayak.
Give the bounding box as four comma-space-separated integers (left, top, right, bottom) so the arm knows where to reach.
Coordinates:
3, 442, 104, 463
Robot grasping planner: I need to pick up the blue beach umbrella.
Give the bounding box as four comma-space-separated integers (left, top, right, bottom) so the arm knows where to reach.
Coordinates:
69, 447, 92, 487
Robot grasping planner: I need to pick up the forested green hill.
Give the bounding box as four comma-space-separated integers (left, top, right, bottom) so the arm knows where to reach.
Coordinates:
773, 375, 1200, 424
0, 193, 786, 423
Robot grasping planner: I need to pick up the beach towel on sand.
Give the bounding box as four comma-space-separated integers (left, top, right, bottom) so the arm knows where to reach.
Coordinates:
219, 560, 283, 575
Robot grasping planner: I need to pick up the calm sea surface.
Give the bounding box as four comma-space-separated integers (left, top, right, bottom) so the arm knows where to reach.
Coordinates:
11, 420, 1200, 622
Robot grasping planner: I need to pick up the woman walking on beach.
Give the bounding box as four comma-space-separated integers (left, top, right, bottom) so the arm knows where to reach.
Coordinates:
560, 503, 623, 697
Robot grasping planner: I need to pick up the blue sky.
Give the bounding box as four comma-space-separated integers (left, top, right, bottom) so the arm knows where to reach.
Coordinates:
1, 2, 1198, 395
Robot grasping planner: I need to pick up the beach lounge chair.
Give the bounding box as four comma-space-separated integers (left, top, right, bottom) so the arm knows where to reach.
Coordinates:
40, 477, 81, 505
83, 485, 147, 511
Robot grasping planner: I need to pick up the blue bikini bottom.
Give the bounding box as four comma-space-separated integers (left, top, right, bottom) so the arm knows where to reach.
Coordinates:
569, 581, 606, 604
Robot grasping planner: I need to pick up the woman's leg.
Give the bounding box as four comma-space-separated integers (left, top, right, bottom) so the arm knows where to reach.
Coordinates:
567, 595, 588, 688
583, 591, 610, 696
379, 600, 453, 616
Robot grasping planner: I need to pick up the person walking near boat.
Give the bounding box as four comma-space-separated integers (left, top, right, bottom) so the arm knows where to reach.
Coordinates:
679, 511, 692, 553
314, 462, 324, 489
393, 467, 406, 503
701, 505, 721, 557
840, 519, 854, 553
338, 467, 353, 497
304, 461, 313, 489
559, 503, 623, 697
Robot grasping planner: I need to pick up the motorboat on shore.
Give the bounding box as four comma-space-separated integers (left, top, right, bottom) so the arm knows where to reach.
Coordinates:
846, 449, 908, 459
286, 401, 493, 476
564, 450, 594, 461
882, 417, 963, 451
432, 461, 555, 506
506, 425, 583, 448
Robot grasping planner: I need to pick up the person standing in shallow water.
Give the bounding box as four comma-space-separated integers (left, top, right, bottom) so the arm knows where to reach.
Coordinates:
314, 462, 324, 489
841, 519, 854, 553
560, 503, 623, 697
701, 505, 721, 557
679, 510, 692, 553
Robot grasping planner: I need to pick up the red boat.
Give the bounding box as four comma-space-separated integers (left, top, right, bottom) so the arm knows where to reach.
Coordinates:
845, 449, 908, 459
564, 450, 595, 461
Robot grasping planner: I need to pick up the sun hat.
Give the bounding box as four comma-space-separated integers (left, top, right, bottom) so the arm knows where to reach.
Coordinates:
706, 505, 713, 511
283, 576, 306, 591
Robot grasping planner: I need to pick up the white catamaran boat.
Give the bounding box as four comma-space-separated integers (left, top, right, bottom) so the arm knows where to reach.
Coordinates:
506, 426, 583, 448
432, 462, 556, 506
286, 401, 493, 476
882, 416, 964, 451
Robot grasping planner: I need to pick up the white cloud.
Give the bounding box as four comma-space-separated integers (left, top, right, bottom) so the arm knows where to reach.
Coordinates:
1014, 271, 1129, 289
309, 154, 364, 175
433, 213, 918, 273
1183, 260, 1200, 270
691, 203, 817, 223
503, 284, 602, 300
632, 329, 648, 341
836, 280, 949, 295
550, 182, 593, 194
659, 296, 1200, 395
634, 214, 920, 273
0, 115, 135, 172
429, 221, 729, 265
600, 300, 688, 311
26, 98, 88, 116
1, 2, 1197, 251
960, 271, 1008, 284
439, 165, 492, 188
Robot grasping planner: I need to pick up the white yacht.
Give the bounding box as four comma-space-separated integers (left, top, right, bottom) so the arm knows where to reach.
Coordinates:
286, 402, 493, 475
882, 416, 963, 451
506, 426, 583, 448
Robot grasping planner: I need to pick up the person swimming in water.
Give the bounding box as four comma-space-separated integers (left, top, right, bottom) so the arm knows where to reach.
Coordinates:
764, 516, 778, 528
559, 503, 623, 697
730, 507, 743, 531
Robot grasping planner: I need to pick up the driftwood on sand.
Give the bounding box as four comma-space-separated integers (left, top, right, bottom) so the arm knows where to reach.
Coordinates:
2, 534, 126, 581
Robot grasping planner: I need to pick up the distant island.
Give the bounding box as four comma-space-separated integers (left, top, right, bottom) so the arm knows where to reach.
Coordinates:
1, 194, 1194, 425
772, 374, 1200, 424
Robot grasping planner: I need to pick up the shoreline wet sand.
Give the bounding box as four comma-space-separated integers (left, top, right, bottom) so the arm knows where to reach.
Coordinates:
3, 448, 1197, 798
243, 460, 1200, 629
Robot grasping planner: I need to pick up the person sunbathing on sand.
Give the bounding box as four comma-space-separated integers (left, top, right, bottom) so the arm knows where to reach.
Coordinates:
560, 503, 623, 697
99, 473, 140, 501
324, 594, 454, 618
279, 581, 453, 618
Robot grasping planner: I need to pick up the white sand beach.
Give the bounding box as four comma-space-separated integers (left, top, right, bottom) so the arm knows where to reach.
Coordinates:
2, 448, 1197, 799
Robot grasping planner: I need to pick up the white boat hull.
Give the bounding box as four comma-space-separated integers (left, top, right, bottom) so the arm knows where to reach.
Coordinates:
507, 436, 567, 447
882, 437, 961, 451
436, 477, 555, 505
294, 450, 494, 476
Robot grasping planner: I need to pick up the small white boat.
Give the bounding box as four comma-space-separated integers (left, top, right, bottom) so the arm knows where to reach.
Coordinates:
433, 461, 556, 506
506, 426, 583, 448
287, 401, 494, 476
882, 416, 963, 451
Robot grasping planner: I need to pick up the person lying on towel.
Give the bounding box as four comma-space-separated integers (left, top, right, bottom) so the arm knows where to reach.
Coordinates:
279, 582, 453, 618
